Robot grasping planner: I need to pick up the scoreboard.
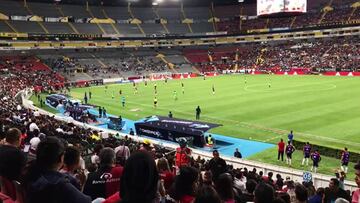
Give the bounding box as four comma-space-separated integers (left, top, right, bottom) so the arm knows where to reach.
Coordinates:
257, 0, 307, 16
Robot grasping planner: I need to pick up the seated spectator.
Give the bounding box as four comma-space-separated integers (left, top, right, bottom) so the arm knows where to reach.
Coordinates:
83, 147, 123, 200
60, 146, 85, 190
309, 187, 324, 203
0, 128, 22, 148
352, 162, 360, 203
157, 157, 175, 192
254, 183, 275, 203
295, 184, 308, 203
114, 140, 130, 166
324, 178, 351, 203
239, 179, 256, 203
170, 166, 199, 203
23, 137, 91, 203
91, 144, 104, 166
194, 185, 222, 203
119, 151, 159, 203
215, 173, 237, 203
0, 143, 26, 201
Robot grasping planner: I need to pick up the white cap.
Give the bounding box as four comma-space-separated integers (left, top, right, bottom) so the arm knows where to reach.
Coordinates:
30, 137, 41, 151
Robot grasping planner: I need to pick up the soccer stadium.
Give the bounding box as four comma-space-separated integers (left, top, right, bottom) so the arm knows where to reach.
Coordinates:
0, 0, 359, 202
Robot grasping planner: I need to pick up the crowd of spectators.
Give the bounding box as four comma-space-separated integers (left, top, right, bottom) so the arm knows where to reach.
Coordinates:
45, 55, 167, 80
184, 36, 359, 73
0, 59, 359, 203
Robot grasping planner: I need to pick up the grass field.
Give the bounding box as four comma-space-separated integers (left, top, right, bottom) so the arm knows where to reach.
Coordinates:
32, 74, 360, 179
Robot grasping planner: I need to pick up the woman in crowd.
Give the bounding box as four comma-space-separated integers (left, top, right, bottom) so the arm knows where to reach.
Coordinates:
170, 166, 199, 203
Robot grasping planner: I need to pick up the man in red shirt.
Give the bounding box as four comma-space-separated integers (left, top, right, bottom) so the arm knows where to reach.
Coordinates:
278, 138, 285, 161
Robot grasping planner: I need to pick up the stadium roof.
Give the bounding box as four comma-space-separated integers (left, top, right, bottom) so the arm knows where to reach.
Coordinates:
25, 0, 256, 7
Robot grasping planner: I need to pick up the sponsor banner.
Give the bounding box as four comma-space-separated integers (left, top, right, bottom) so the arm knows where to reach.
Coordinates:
206, 31, 227, 36
0, 32, 28, 38
270, 27, 290, 32
103, 77, 124, 84
45, 17, 68, 23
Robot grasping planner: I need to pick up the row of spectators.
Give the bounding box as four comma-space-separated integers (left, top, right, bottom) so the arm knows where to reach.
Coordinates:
0, 55, 360, 203
185, 36, 359, 73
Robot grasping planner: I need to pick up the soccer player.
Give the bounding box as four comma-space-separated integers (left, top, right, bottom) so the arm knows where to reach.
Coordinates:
104, 86, 108, 94
121, 96, 125, 107
196, 106, 201, 120
154, 83, 157, 95
168, 111, 173, 118
111, 91, 114, 99
134, 86, 138, 95
341, 147, 350, 173
212, 85, 215, 95
154, 97, 158, 108
119, 89, 122, 95
181, 82, 185, 94
173, 90, 178, 101
89, 90, 92, 99
285, 141, 295, 166
311, 150, 321, 173
302, 142, 312, 166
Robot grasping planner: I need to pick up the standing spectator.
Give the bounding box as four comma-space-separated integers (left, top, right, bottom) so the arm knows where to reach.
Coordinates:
234, 148, 242, 158
168, 111, 173, 118
352, 162, 360, 203
341, 147, 350, 173
288, 130, 294, 143
285, 141, 295, 166
278, 138, 285, 161
175, 138, 192, 169
170, 166, 199, 203
302, 142, 311, 166
208, 150, 227, 180
254, 183, 275, 203
83, 148, 123, 200
129, 128, 135, 136
23, 137, 91, 203
324, 178, 351, 203
311, 150, 321, 173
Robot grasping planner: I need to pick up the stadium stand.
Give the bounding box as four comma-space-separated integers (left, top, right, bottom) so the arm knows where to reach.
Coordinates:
43, 22, 74, 34
10, 21, 45, 33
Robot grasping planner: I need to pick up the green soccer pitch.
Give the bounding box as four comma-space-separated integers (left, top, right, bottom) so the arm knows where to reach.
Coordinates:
32, 74, 360, 178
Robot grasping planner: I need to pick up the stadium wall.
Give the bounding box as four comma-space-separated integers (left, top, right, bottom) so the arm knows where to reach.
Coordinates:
19, 88, 358, 192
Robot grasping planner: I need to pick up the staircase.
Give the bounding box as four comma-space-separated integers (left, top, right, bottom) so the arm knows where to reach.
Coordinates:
24, 4, 49, 34
128, 3, 146, 36
86, 5, 106, 34
56, 6, 79, 34
102, 8, 120, 35
152, 7, 169, 34
181, 4, 193, 33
